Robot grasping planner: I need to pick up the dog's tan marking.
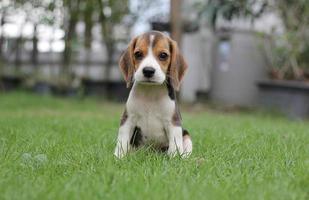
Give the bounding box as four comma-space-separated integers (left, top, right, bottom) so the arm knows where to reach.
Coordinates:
153, 36, 171, 73
133, 34, 150, 69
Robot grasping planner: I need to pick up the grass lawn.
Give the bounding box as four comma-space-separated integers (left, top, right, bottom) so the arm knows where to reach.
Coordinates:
0, 92, 308, 200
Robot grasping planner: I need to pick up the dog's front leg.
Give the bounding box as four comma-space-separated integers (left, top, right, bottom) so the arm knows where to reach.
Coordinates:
167, 125, 184, 157
114, 121, 134, 159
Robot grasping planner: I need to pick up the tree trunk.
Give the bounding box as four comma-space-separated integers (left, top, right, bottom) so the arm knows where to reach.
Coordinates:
97, 0, 115, 82
49, 26, 56, 77
84, 0, 93, 78
104, 41, 114, 81
170, 0, 183, 46
61, 0, 81, 87
0, 11, 5, 61
32, 23, 39, 76
63, 19, 75, 72
62, 12, 78, 84
15, 36, 23, 73
14, 17, 26, 75
0, 11, 6, 77
170, 0, 183, 98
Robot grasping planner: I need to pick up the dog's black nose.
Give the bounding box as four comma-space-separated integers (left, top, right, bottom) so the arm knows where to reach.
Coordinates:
143, 67, 155, 78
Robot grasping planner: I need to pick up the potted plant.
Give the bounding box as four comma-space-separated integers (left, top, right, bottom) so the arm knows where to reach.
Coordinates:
193, 0, 308, 118
257, 1, 309, 119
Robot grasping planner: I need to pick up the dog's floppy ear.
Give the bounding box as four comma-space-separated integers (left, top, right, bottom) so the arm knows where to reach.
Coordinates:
168, 38, 188, 91
119, 37, 137, 88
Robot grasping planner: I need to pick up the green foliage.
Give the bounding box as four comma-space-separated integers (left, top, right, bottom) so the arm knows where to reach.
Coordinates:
0, 0, 131, 82
195, 0, 267, 29
0, 92, 308, 199
96, 0, 130, 80
266, 0, 309, 79
195, 0, 309, 80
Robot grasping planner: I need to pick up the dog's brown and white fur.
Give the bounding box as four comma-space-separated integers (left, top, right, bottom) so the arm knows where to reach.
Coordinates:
114, 31, 192, 158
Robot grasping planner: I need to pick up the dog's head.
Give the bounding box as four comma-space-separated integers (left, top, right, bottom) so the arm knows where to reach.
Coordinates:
119, 31, 188, 91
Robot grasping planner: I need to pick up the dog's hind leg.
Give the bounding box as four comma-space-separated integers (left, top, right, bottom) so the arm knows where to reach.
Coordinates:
182, 129, 192, 158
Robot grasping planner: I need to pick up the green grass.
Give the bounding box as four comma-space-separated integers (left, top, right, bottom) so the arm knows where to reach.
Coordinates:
0, 92, 308, 200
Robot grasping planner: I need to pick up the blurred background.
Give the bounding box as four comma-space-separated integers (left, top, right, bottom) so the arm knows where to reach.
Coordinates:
0, 0, 308, 119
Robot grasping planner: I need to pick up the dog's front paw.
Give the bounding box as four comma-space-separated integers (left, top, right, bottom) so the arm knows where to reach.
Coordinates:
167, 146, 183, 158
114, 147, 126, 159
167, 150, 177, 158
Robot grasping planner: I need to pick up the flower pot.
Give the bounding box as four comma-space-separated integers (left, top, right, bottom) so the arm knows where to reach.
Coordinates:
0, 76, 22, 91
82, 79, 129, 102
51, 85, 79, 97
33, 81, 52, 95
257, 80, 309, 119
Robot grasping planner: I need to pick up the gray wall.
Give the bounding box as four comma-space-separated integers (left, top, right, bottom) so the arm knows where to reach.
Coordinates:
181, 29, 215, 102
210, 30, 268, 106
181, 28, 269, 106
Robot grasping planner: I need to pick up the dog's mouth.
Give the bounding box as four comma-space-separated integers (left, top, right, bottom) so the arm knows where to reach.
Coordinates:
138, 79, 161, 85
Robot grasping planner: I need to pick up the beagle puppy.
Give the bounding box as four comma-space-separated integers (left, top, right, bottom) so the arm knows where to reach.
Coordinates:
114, 31, 192, 158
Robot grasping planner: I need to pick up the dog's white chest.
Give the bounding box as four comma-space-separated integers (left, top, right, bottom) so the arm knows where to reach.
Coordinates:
127, 91, 175, 145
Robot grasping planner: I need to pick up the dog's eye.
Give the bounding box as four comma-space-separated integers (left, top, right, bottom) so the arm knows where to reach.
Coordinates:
158, 52, 168, 61
134, 51, 143, 60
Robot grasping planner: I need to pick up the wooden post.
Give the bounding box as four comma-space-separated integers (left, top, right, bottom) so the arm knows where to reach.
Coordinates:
170, 0, 183, 98
170, 0, 182, 46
